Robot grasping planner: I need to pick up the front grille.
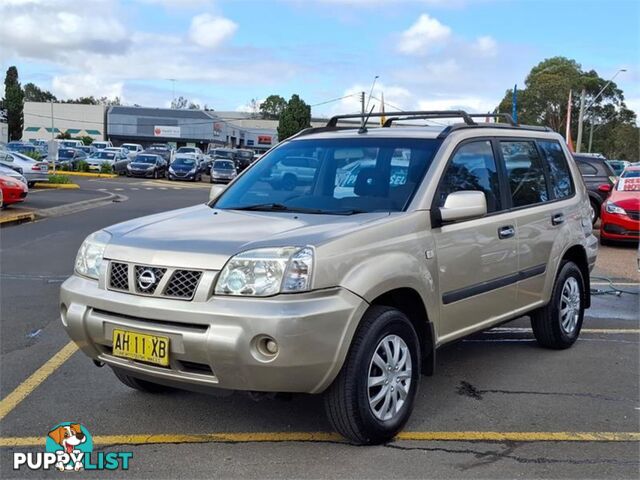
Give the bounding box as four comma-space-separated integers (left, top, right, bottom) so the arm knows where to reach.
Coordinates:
626, 210, 640, 221
134, 266, 166, 294
109, 262, 129, 291
164, 270, 203, 299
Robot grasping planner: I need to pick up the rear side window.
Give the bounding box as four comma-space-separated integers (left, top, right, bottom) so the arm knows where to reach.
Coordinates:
436, 140, 502, 213
577, 161, 597, 175
537, 140, 574, 199
500, 141, 549, 207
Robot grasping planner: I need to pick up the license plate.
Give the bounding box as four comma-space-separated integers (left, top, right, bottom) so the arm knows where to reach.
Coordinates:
112, 329, 169, 366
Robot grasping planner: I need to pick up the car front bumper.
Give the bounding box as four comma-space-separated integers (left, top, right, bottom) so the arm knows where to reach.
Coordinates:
600, 212, 640, 241
60, 275, 367, 394
128, 170, 155, 177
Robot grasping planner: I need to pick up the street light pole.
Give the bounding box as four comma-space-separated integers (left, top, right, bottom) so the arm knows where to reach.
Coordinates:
365, 75, 379, 113
576, 68, 626, 153
576, 89, 586, 153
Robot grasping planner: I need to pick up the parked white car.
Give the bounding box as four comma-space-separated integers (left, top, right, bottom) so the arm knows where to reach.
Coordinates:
91, 140, 113, 151
121, 143, 144, 159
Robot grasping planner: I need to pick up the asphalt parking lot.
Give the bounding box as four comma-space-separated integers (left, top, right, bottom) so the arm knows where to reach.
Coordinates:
0, 177, 638, 479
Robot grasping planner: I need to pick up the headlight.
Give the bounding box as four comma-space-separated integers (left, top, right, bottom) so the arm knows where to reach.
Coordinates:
74, 230, 111, 280
605, 201, 626, 215
215, 247, 314, 296
169, 167, 175, 173
189, 168, 196, 173
126, 164, 132, 170
147, 165, 155, 170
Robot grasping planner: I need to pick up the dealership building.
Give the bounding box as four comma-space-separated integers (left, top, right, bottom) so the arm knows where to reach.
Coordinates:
20, 102, 334, 152
21, 102, 280, 152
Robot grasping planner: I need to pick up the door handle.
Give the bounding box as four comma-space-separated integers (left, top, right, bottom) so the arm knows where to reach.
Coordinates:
498, 225, 515, 239
552, 213, 565, 226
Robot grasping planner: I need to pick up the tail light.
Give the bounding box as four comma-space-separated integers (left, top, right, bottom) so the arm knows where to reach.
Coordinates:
597, 184, 612, 193
31, 164, 41, 171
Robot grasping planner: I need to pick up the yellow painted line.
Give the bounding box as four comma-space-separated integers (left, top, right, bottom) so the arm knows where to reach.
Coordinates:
49, 171, 117, 178
0, 342, 78, 422
1, 431, 638, 448
33, 183, 79, 189
489, 327, 640, 334
582, 328, 640, 334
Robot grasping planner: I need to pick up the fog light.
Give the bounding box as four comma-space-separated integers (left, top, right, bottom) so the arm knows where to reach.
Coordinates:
265, 339, 278, 354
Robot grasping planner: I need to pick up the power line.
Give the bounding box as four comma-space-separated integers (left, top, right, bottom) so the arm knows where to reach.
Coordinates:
310, 93, 360, 108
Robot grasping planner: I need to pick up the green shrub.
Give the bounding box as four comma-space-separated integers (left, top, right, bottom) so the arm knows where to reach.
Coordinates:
23, 150, 42, 161
48, 175, 72, 184
99, 163, 113, 174
77, 160, 90, 172
60, 163, 71, 171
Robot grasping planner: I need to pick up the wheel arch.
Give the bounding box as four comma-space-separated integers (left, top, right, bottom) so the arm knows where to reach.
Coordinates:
370, 287, 436, 376
559, 244, 591, 308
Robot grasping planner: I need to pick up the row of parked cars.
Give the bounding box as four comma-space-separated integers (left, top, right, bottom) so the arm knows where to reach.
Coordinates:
0, 143, 49, 208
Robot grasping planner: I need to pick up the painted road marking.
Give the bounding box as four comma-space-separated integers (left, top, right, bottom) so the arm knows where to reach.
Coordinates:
0, 342, 78, 422
0, 431, 638, 448
592, 282, 639, 286
488, 327, 640, 334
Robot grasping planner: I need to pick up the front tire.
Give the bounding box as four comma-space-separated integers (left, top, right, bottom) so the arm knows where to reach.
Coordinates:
530, 261, 585, 349
324, 306, 420, 445
590, 199, 600, 225
112, 367, 173, 393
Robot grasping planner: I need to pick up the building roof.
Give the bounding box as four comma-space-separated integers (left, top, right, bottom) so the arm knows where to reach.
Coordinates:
109, 106, 213, 120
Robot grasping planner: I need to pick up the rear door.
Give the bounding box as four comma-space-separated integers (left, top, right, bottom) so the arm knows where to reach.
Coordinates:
498, 139, 575, 308
432, 139, 519, 341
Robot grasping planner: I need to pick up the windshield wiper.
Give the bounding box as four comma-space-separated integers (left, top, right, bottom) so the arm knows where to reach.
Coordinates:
228, 203, 327, 214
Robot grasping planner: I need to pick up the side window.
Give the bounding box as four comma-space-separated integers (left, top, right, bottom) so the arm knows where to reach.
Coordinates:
500, 141, 549, 207
437, 140, 502, 213
537, 140, 574, 199
577, 161, 597, 176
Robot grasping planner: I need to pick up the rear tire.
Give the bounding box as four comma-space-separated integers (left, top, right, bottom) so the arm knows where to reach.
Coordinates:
530, 261, 585, 349
590, 199, 600, 225
112, 367, 173, 393
324, 306, 420, 445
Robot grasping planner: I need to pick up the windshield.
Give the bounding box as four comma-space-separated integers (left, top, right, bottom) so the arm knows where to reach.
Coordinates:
213, 150, 233, 159
177, 147, 196, 153
58, 149, 74, 159
172, 158, 196, 167
93, 142, 108, 148
150, 144, 168, 150
135, 155, 157, 164
213, 160, 234, 169
236, 150, 252, 158
214, 137, 442, 214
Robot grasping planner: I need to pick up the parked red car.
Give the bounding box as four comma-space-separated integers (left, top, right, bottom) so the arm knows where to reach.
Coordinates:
600, 166, 640, 244
0, 174, 28, 208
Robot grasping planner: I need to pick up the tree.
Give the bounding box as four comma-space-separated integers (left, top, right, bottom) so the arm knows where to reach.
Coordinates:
171, 96, 188, 109
260, 94, 287, 119
3, 66, 24, 141
188, 101, 201, 110
56, 132, 71, 139
277, 94, 311, 141
247, 98, 261, 118
496, 57, 635, 154
24, 83, 57, 103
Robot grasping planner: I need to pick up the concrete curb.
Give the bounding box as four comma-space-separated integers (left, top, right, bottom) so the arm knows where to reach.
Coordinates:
0, 211, 36, 227
49, 171, 117, 178
35, 191, 128, 219
34, 183, 80, 189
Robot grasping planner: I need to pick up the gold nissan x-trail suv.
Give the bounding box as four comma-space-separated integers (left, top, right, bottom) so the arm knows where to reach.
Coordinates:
61, 111, 597, 444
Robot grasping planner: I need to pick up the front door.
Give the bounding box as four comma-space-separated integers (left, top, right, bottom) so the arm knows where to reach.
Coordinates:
432, 139, 518, 342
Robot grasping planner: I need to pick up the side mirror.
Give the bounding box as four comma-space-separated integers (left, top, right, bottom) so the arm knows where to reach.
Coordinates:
209, 183, 227, 202
439, 191, 487, 223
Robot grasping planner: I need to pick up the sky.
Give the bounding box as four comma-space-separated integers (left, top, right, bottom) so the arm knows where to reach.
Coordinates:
1, 0, 639, 118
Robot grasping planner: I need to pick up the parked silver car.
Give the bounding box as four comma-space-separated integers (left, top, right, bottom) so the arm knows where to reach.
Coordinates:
61, 111, 597, 445
0, 151, 49, 187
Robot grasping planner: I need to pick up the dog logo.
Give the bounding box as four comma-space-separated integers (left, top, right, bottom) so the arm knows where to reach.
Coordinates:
46, 423, 92, 471
137, 269, 156, 291
13, 422, 132, 472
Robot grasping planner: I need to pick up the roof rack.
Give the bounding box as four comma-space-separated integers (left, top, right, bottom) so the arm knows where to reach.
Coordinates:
327, 110, 477, 128
380, 112, 517, 127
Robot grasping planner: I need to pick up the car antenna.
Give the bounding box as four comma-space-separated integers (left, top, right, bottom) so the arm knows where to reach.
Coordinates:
358, 105, 376, 134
